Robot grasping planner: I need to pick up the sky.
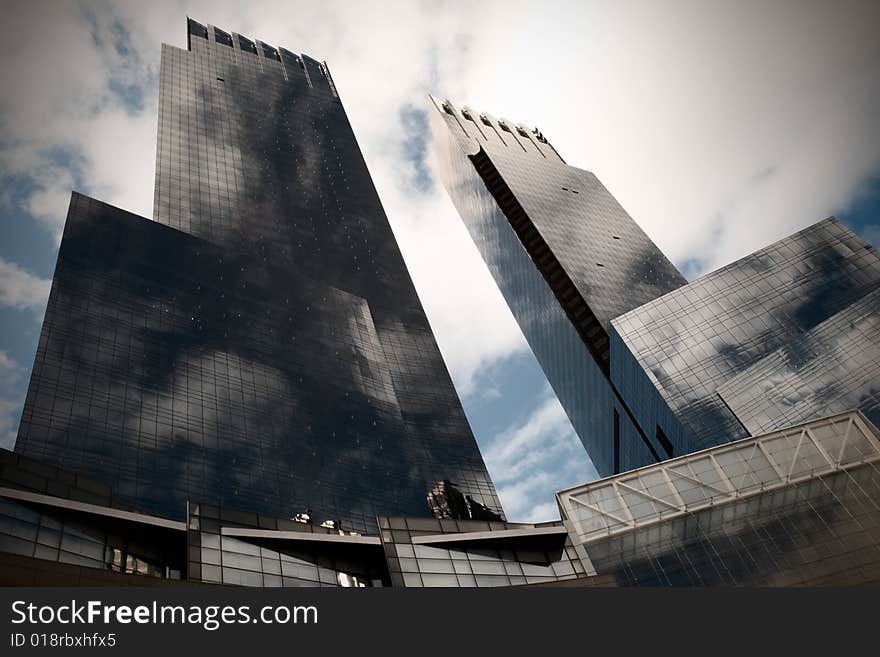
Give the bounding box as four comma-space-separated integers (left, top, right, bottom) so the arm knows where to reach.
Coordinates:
0, 0, 878, 522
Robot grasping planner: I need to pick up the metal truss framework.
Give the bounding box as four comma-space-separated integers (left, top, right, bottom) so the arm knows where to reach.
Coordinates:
557, 410, 880, 545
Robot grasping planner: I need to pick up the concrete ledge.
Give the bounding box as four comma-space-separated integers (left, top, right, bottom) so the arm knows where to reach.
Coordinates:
411, 525, 568, 545
220, 526, 381, 545
0, 486, 186, 532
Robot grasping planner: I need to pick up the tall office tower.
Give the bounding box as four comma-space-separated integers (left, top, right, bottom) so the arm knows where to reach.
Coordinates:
13, 19, 502, 534
612, 218, 880, 453
431, 97, 689, 476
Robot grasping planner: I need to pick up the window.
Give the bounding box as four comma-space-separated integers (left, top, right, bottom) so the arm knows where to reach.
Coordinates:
613, 410, 620, 473
656, 425, 674, 458
236, 34, 258, 54
188, 19, 208, 39
278, 47, 298, 67
213, 28, 233, 47
261, 43, 281, 61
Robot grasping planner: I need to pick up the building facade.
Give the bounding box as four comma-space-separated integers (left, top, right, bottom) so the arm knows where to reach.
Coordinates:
4, 410, 877, 587
431, 97, 690, 475
557, 410, 880, 586
611, 218, 880, 453
12, 19, 502, 534
432, 96, 880, 474
4, 17, 879, 589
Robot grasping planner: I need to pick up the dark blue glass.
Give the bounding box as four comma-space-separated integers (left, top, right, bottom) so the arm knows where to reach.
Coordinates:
14, 24, 502, 534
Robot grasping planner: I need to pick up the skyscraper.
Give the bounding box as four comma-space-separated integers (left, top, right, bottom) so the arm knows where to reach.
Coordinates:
431, 97, 690, 476
13, 19, 502, 534
4, 39, 878, 584
611, 218, 880, 452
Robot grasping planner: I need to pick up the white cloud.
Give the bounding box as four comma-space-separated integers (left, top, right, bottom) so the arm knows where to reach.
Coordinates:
374, 177, 530, 396
483, 389, 597, 521
1, 0, 879, 462
21, 166, 77, 234
0, 352, 24, 450
0, 258, 51, 312
862, 225, 880, 248
0, 0, 523, 393
450, 0, 880, 277
0, 0, 158, 238
0, 398, 20, 450
523, 501, 563, 524
0, 351, 18, 372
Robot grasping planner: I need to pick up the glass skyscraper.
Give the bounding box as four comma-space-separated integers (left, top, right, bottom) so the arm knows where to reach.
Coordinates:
432, 97, 880, 476
611, 218, 880, 452
12, 19, 502, 534
3, 17, 878, 590
431, 97, 690, 475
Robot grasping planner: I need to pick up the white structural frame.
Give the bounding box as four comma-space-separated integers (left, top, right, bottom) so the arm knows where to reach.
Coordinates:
557, 410, 880, 546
